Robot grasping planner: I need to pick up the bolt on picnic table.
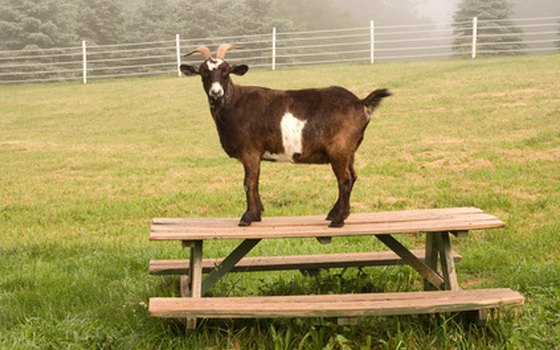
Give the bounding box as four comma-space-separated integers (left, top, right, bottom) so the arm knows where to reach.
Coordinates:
148, 207, 524, 330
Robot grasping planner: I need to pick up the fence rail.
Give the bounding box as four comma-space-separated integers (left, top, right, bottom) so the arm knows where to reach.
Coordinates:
1, 16, 559, 84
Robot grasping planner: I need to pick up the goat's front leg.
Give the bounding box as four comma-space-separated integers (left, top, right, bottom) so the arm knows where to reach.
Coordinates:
239, 155, 263, 227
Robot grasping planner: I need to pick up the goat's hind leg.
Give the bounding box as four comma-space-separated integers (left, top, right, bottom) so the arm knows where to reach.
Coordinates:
326, 204, 341, 222
327, 158, 354, 228
326, 156, 357, 222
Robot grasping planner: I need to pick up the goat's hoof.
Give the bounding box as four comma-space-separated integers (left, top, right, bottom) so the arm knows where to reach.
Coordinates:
327, 208, 349, 222
239, 212, 261, 226
238, 220, 252, 227
328, 220, 345, 228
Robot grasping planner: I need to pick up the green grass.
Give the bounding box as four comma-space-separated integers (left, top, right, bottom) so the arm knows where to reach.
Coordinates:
1, 54, 559, 349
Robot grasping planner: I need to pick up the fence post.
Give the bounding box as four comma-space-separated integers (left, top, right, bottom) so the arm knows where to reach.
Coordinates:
82, 40, 87, 84
471, 17, 478, 59
370, 20, 375, 64
272, 27, 277, 70
176, 34, 182, 77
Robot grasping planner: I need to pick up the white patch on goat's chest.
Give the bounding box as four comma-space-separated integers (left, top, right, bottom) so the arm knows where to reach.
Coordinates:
262, 112, 307, 163
206, 59, 224, 71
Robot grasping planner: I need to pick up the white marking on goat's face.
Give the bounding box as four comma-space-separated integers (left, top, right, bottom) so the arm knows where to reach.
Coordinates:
262, 112, 307, 163
209, 82, 224, 98
206, 59, 224, 71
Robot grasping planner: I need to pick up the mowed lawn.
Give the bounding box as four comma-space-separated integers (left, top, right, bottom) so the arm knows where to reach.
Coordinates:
0, 54, 559, 349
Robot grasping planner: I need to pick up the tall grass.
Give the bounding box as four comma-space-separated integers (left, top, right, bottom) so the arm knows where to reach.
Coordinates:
1, 54, 559, 349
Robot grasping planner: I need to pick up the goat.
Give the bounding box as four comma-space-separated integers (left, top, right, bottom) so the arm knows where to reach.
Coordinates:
180, 44, 390, 227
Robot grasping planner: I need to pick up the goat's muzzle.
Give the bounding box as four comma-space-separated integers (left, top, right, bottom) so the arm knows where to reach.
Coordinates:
209, 82, 225, 100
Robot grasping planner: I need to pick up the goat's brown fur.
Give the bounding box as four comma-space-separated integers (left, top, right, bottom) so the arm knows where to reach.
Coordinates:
180, 46, 390, 227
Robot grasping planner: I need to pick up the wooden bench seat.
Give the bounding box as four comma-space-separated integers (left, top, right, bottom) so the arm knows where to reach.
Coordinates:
149, 249, 462, 275
149, 288, 524, 319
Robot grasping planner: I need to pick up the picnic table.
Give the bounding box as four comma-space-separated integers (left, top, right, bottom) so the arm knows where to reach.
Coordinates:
148, 207, 524, 329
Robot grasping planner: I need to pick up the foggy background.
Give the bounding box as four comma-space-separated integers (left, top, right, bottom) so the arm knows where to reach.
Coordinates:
337, 0, 560, 27
1, 0, 559, 83
396, 0, 559, 24
2, 0, 560, 50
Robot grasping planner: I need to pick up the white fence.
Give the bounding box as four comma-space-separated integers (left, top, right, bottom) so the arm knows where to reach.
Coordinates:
1, 16, 558, 84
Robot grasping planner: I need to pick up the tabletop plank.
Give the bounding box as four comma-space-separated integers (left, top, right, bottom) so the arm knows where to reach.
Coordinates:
150, 208, 504, 241
153, 207, 484, 227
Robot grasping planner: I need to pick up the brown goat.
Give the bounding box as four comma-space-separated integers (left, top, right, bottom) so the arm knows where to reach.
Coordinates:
181, 44, 390, 227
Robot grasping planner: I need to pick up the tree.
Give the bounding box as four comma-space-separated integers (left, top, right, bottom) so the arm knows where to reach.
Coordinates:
453, 0, 524, 55
122, 0, 298, 42
124, 0, 182, 42
78, 0, 127, 45
0, 0, 80, 49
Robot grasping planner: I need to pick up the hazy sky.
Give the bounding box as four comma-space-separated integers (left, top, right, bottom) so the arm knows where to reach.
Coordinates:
417, 0, 458, 22
415, 0, 560, 22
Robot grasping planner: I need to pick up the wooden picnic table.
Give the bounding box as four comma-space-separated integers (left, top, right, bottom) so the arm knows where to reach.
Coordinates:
148, 207, 524, 329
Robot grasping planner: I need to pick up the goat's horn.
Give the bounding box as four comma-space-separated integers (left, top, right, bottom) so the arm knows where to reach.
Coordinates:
184, 46, 213, 61
216, 43, 239, 60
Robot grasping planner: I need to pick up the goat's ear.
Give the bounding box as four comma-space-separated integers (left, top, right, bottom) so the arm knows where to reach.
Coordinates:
230, 64, 249, 76
180, 64, 199, 77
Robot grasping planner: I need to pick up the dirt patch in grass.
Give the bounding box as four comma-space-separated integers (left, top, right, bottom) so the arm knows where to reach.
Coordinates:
474, 88, 544, 99
502, 188, 542, 202
500, 147, 560, 162
421, 156, 494, 171
0, 140, 58, 152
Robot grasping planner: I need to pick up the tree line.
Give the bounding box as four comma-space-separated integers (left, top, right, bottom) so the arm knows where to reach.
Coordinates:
0, 0, 442, 50
0, 0, 347, 50
1, 0, 558, 53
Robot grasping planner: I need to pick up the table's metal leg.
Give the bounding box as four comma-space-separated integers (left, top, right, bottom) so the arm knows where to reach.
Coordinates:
186, 240, 203, 331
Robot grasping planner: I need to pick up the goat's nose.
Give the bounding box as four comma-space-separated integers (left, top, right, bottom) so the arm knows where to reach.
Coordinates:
209, 82, 224, 99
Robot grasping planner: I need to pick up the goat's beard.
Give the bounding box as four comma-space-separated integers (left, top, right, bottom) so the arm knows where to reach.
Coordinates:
209, 97, 228, 125
209, 96, 225, 110
210, 104, 226, 125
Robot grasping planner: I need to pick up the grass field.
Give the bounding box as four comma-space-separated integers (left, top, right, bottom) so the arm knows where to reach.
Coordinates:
1, 54, 559, 349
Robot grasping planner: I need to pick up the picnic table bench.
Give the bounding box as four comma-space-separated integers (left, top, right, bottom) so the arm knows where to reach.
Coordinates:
148, 207, 524, 329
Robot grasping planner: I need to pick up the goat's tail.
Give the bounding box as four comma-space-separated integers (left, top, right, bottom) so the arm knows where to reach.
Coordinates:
362, 88, 391, 114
